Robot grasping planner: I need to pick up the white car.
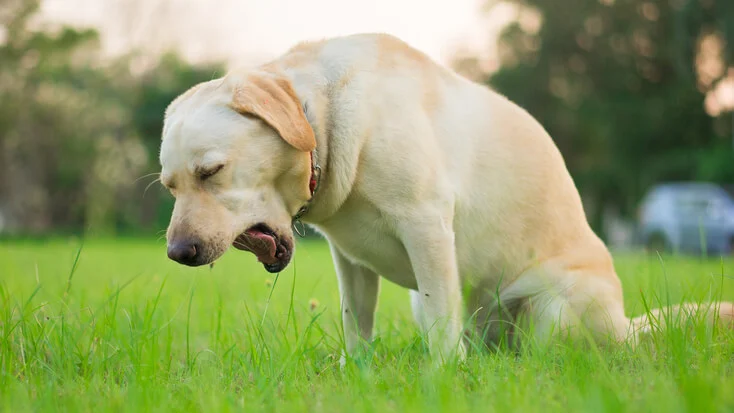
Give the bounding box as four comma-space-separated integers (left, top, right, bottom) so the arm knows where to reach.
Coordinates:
638, 182, 734, 255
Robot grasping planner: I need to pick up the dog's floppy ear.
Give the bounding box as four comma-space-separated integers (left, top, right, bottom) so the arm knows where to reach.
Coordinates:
230, 74, 316, 152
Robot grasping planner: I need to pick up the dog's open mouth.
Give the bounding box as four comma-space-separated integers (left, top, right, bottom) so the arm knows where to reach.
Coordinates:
232, 223, 293, 273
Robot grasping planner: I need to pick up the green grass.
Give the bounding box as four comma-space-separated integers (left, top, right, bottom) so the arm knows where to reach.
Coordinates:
1, 238, 733, 412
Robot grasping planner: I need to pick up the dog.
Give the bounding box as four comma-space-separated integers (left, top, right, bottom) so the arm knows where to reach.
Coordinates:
159, 33, 733, 362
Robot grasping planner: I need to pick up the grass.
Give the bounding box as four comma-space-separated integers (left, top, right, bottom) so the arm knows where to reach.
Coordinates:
1, 237, 734, 412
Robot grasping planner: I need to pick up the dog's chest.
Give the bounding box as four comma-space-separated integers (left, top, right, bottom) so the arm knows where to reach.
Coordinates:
314, 201, 418, 290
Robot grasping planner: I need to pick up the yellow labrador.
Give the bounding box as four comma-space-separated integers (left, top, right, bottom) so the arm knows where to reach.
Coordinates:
159, 33, 733, 362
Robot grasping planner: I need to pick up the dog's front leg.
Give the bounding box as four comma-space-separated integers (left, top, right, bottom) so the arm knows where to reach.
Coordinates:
329, 243, 380, 366
399, 212, 465, 363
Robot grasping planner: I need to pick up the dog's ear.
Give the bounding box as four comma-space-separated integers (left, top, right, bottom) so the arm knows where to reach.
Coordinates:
230, 74, 316, 152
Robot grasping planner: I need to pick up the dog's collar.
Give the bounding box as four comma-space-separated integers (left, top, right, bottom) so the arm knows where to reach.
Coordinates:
292, 150, 321, 236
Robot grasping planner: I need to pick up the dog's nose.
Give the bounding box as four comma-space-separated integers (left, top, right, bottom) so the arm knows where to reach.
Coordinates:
167, 240, 200, 265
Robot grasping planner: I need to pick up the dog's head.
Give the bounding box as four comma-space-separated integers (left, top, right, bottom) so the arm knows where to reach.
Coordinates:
159, 72, 316, 272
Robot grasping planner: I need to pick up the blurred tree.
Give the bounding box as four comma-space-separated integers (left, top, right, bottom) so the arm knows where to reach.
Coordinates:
0, 0, 222, 235
0, 0, 121, 233
126, 54, 222, 233
480, 0, 734, 236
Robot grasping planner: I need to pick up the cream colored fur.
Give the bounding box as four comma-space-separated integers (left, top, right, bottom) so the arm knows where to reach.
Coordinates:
159, 33, 733, 364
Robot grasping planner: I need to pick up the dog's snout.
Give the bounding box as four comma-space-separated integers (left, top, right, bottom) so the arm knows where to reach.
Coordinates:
167, 240, 200, 265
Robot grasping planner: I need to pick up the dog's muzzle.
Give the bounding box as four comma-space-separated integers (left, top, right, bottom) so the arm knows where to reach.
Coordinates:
232, 223, 293, 273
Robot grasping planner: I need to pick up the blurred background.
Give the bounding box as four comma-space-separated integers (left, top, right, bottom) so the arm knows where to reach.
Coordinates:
0, 0, 732, 253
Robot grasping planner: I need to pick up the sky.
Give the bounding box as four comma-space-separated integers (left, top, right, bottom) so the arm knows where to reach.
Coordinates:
40, 0, 515, 68
37, 0, 732, 115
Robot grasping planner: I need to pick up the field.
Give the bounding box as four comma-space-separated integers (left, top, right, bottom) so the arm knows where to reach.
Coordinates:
1, 238, 734, 412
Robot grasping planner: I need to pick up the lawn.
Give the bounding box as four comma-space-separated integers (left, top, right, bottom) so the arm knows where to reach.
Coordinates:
1, 238, 734, 412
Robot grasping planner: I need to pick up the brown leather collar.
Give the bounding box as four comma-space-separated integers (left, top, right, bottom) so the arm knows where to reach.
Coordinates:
292, 151, 321, 235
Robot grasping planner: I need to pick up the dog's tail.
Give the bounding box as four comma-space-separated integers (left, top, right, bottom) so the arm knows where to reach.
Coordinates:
629, 301, 734, 337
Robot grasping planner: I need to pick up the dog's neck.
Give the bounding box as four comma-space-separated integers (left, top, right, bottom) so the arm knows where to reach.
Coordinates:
294, 90, 334, 224
291, 149, 322, 230
282, 67, 356, 226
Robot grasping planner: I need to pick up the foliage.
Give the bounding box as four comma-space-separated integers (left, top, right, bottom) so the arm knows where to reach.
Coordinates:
0, 0, 222, 235
483, 0, 734, 233
3, 0, 734, 239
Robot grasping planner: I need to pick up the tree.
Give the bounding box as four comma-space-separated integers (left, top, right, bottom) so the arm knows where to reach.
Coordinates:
481, 0, 734, 236
0, 0, 222, 235
125, 53, 223, 233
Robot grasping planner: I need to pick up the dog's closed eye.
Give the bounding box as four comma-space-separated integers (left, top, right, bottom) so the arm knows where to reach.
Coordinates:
197, 164, 224, 181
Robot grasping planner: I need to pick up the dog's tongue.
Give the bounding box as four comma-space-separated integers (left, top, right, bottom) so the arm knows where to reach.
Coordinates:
233, 229, 277, 264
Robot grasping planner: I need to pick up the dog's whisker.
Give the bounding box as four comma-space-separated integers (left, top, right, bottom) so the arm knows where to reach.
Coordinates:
143, 177, 162, 198
232, 240, 249, 249
134, 172, 161, 184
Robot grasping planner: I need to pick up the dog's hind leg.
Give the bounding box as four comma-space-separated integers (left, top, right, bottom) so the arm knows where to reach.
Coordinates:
515, 267, 630, 347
